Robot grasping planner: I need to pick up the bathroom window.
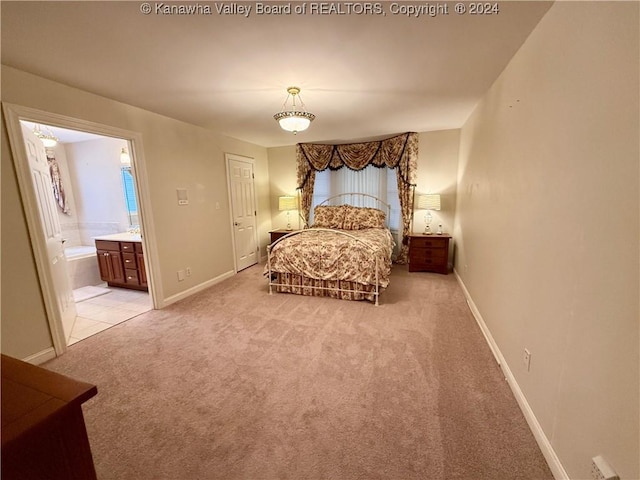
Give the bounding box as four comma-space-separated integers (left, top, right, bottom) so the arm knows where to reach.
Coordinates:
121, 167, 139, 227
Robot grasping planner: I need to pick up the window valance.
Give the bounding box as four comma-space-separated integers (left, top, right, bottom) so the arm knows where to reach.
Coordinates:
296, 132, 418, 263
296, 132, 418, 190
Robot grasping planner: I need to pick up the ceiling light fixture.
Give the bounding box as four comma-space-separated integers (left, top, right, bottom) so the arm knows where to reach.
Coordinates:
32, 124, 59, 148
274, 86, 315, 135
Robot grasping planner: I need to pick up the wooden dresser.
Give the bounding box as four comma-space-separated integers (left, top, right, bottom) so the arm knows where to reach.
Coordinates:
408, 234, 451, 274
1, 354, 98, 480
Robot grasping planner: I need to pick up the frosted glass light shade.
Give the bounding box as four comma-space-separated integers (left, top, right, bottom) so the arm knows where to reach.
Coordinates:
41, 137, 58, 148
275, 113, 313, 133
32, 124, 58, 148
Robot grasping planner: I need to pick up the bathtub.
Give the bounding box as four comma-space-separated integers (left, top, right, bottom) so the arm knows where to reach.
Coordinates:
65, 245, 102, 289
65, 245, 96, 260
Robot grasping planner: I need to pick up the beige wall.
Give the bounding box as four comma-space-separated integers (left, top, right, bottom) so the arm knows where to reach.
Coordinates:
453, 3, 639, 479
413, 130, 460, 237
266, 145, 301, 232
1, 66, 272, 360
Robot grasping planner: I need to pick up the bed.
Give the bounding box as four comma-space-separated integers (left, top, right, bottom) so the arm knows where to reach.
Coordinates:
265, 194, 395, 305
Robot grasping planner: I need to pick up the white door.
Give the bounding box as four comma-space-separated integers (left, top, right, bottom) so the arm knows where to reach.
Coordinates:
22, 124, 77, 342
228, 156, 258, 271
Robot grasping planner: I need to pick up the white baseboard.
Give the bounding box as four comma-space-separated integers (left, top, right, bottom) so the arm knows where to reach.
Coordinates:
453, 269, 569, 480
161, 270, 235, 307
23, 347, 56, 365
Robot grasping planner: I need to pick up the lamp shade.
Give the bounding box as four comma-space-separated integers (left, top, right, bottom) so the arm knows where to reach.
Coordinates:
278, 196, 297, 211
417, 194, 441, 211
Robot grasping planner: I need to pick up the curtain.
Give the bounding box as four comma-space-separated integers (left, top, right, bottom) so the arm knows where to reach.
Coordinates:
296, 132, 418, 263
47, 153, 69, 214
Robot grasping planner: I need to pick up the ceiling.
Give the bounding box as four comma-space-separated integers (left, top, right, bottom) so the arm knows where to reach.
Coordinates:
1, 1, 552, 148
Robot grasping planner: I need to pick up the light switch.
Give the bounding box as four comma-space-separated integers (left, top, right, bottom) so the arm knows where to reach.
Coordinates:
177, 188, 189, 205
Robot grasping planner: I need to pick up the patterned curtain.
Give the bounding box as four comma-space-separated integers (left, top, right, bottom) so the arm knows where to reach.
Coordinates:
47, 152, 70, 214
296, 132, 418, 263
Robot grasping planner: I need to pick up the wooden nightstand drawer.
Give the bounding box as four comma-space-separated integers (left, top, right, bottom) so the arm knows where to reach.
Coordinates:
410, 236, 448, 249
410, 247, 447, 262
411, 256, 446, 268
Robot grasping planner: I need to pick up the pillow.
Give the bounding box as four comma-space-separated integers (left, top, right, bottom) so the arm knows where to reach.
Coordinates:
342, 205, 386, 230
312, 205, 347, 229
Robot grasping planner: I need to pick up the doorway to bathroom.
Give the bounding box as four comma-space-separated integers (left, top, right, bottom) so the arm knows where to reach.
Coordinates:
22, 120, 153, 346
4, 104, 158, 356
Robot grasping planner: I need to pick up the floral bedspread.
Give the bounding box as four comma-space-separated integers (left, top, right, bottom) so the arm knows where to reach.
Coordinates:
265, 228, 394, 287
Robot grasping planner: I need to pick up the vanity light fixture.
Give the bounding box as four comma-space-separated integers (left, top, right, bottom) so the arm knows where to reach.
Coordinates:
120, 147, 131, 165
274, 86, 315, 134
32, 124, 59, 148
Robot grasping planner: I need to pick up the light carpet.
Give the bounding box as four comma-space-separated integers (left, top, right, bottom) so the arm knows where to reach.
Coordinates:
45, 264, 553, 480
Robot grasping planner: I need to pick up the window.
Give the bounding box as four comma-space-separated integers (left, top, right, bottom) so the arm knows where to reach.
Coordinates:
311, 165, 401, 230
121, 166, 139, 227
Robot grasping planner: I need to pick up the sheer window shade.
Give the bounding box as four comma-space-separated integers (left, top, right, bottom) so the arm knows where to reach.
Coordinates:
311, 165, 401, 231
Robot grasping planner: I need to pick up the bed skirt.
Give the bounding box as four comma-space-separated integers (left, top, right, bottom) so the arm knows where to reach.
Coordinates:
272, 272, 380, 303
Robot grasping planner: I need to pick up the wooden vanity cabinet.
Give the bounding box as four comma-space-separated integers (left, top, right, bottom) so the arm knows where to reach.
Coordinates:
136, 242, 147, 287
96, 240, 125, 284
95, 240, 148, 291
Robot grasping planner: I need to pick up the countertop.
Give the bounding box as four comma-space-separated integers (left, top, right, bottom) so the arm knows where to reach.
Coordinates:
93, 233, 142, 242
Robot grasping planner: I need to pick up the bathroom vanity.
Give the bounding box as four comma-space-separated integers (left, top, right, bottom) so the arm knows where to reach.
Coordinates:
94, 233, 147, 291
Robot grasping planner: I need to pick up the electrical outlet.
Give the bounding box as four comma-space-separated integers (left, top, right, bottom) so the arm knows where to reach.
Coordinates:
523, 348, 531, 372
591, 455, 619, 480
186, 267, 191, 277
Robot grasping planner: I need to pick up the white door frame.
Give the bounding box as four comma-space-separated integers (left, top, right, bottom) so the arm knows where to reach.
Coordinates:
3, 103, 161, 356
224, 153, 258, 273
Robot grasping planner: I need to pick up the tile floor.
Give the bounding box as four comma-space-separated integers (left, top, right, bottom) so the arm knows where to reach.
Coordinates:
68, 285, 152, 345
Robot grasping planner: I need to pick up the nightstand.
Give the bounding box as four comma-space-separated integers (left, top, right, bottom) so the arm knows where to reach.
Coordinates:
408, 234, 451, 274
269, 229, 298, 244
